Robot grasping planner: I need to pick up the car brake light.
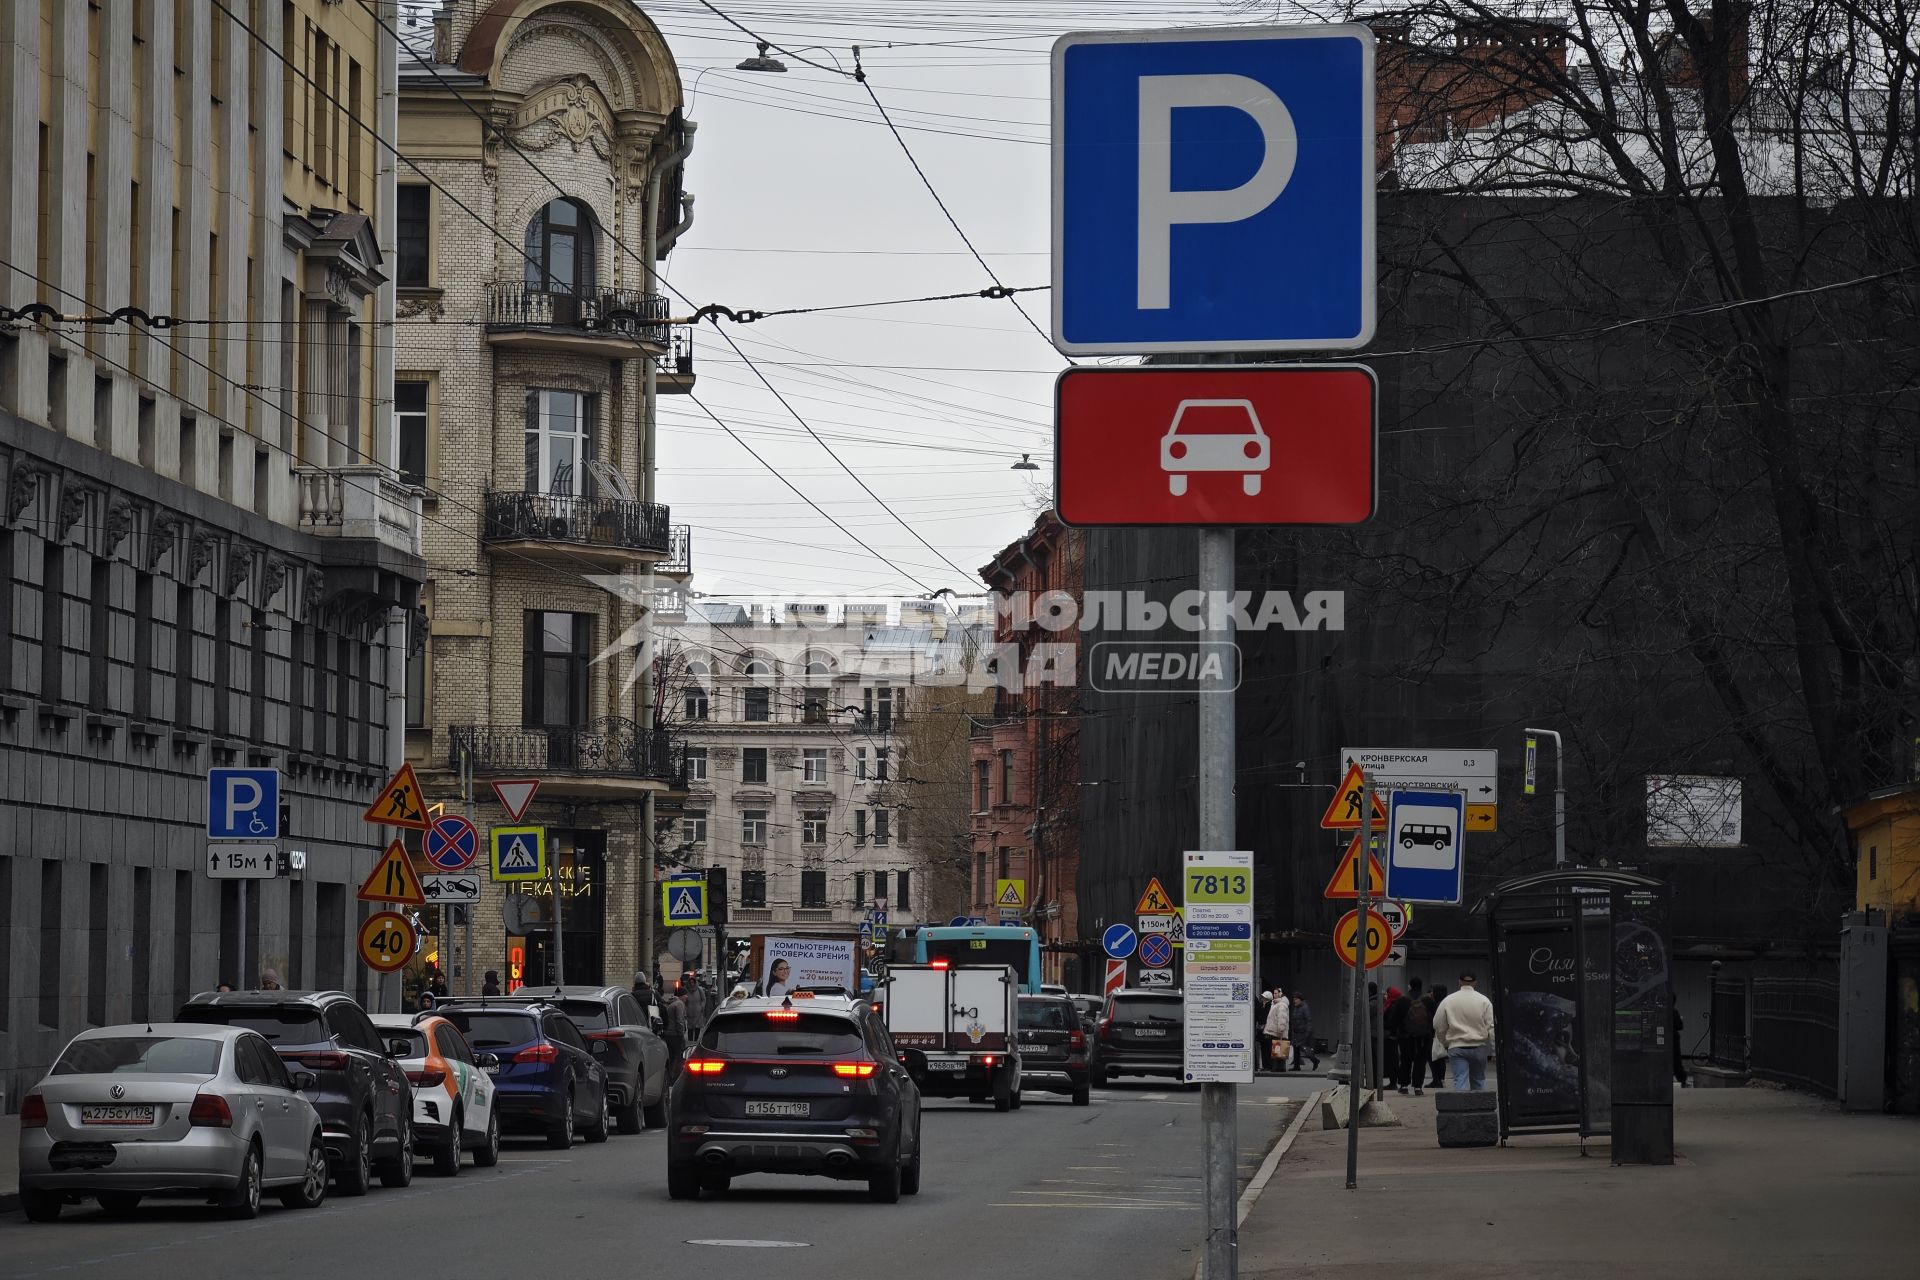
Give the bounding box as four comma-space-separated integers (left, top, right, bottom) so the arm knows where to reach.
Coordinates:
982, 1055, 996, 1067
930, 959, 949, 970
20, 1094, 47, 1127
1098, 1017, 1113, 1042
1069, 1028, 1086, 1050
189, 1093, 234, 1127
286, 1050, 349, 1071
764, 1009, 800, 1021
684, 1059, 726, 1075
406, 1068, 446, 1087
584, 1030, 624, 1043
513, 1043, 558, 1064
831, 1062, 877, 1078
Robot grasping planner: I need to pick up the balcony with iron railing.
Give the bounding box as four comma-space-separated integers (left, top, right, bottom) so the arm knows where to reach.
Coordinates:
449, 718, 686, 798
659, 524, 693, 578
482, 490, 673, 568
485, 283, 670, 358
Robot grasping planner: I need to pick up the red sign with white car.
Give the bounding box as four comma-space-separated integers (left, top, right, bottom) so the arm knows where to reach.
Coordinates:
1054, 366, 1376, 526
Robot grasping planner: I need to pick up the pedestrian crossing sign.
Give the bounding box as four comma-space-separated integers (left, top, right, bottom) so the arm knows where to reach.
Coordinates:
662, 877, 708, 926
489, 825, 546, 882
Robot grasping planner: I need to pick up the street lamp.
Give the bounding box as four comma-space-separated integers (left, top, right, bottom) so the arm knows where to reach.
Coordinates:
735, 43, 848, 76
735, 42, 786, 73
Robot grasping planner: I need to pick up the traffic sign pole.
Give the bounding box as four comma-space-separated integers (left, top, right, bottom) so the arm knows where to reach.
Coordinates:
1347, 768, 1373, 1190
549, 834, 565, 987
1198, 528, 1235, 1280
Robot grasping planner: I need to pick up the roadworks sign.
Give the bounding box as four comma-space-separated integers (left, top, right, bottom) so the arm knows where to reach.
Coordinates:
363, 762, 431, 831
1319, 762, 1388, 830
1136, 877, 1176, 915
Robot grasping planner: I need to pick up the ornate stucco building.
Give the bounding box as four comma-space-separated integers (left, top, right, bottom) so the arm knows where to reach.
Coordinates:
393, 1, 693, 990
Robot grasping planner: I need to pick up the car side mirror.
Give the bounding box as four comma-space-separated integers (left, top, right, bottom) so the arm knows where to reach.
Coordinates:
290, 1070, 318, 1091
387, 1038, 412, 1058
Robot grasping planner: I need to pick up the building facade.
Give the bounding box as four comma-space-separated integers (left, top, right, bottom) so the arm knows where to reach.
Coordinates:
663, 603, 968, 956
969, 513, 1086, 987
393, 0, 692, 991
0, 1, 424, 1104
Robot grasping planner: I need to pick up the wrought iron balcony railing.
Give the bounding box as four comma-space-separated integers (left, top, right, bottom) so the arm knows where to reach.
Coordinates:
449, 718, 685, 784
483, 490, 672, 555
485, 284, 670, 347
660, 524, 693, 575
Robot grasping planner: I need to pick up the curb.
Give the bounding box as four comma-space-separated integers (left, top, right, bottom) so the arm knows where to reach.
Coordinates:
1237, 1088, 1320, 1225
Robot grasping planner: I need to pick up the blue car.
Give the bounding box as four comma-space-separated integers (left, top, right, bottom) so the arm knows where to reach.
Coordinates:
434, 1003, 609, 1149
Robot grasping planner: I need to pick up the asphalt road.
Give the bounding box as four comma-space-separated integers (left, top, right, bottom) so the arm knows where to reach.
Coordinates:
2, 1077, 1317, 1279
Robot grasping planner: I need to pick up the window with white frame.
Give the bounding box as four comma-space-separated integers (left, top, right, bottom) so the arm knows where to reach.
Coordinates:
855, 747, 869, 781
523, 388, 597, 496
802, 809, 827, 845
742, 748, 768, 785
876, 747, 890, 781
684, 687, 709, 720
741, 809, 768, 845
802, 748, 828, 784
684, 747, 708, 782
682, 810, 707, 845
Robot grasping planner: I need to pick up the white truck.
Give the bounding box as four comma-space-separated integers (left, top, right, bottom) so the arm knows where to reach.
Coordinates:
881, 963, 1024, 1111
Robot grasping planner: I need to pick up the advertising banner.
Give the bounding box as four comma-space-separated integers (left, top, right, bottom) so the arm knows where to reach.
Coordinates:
1494, 918, 1586, 1128
758, 935, 859, 997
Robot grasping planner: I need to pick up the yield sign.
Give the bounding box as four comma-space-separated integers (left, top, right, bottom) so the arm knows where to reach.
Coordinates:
357, 839, 426, 907
1319, 761, 1388, 830
490, 778, 541, 823
364, 762, 430, 831
1322, 829, 1387, 900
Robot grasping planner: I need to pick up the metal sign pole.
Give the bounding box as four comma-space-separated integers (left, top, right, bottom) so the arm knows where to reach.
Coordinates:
1346, 769, 1373, 1189
1197, 528, 1236, 1280
462, 748, 475, 997
550, 835, 566, 987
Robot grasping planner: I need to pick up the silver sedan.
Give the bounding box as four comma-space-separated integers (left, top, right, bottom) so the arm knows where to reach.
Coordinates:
18, 1024, 331, 1222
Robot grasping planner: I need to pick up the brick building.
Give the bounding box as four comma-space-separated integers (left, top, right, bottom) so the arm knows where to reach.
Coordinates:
970, 512, 1088, 988
392, 0, 693, 991
0, 1, 425, 1103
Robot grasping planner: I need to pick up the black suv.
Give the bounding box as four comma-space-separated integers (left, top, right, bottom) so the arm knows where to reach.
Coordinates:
436, 1001, 609, 1149
178, 990, 414, 1195
1017, 994, 1092, 1105
1091, 990, 1185, 1085
667, 994, 922, 1203
497, 985, 669, 1133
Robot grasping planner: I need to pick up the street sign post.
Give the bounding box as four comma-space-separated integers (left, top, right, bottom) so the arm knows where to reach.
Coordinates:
994, 879, 1026, 911
490, 779, 541, 824
423, 815, 480, 872
1139, 932, 1174, 970
1105, 957, 1128, 996
1182, 850, 1255, 1085
1333, 907, 1392, 969
1342, 747, 1499, 831
206, 844, 276, 879
1384, 788, 1467, 905
1322, 831, 1386, 899
1055, 367, 1376, 526
208, 769, 280, 839
1138, 968, 1175, 988
1136, 878, 1176, 915
1052, 25, 1376, 354
1102, 922, 1138, 960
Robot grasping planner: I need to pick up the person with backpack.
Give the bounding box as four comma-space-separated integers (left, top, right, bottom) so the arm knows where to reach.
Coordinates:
1395, 976, 1433, 1095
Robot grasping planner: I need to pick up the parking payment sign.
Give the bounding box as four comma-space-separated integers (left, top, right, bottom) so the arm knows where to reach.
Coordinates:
1056, 366, 1375, 527
1052, 25, 1375, 354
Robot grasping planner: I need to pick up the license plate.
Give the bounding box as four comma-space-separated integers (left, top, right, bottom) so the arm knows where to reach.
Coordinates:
81, 1105, 154, 1125
925, 1059, 965, 1071
745, 1101, 809, 1118
1133, 1028, 1167, 1037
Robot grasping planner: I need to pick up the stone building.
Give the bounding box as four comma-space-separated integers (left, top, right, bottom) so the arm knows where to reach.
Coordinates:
0, 1, 424, 1102
392, 1, 693, 991
661, 603, 969, 958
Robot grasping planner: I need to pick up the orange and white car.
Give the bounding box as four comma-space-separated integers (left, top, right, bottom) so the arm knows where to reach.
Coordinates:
370, 1013, 499, 1175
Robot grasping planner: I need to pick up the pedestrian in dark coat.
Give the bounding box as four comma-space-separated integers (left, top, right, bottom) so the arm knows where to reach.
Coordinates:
1289, 993, 1318, 1070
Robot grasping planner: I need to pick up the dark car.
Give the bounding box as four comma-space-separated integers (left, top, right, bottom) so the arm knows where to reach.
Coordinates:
435, 1002, 609, 1149
667, 994, 922, 1203
497, 985, 669, 1132
177, 990, 413, 1196
1017, 994, 1091, 1105
1091, 990, 1185, 1085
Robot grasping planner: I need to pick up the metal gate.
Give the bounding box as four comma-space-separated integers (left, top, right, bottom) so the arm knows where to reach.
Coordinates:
1750, 975, 1839, 1097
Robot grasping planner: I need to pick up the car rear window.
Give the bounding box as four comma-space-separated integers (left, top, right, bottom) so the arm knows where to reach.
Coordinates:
178, 1007, 328, 1044
440, 1012, 539, 1050
54, 1036, 223, 1076
556, 1001, 612, 1030
1112, 996, 1183, 1023
700, 1013, 864, 1057
1019, 1000, 1073, 1030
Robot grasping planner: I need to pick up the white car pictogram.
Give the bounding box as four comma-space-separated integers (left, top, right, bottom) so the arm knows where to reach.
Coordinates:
1160, 399, 1270, 497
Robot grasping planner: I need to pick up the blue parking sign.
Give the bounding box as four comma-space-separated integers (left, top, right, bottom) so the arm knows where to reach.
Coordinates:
1052, 25, 1375, 354
208, 769, 279, 840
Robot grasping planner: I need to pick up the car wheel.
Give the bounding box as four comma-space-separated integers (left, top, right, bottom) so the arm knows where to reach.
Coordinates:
546, 1088, 575, 1150
699, 1170, 730, 1195
472, 1106, 501, 1168
279, 1137, 330, 1209
667, 1162, 701, 1201
1243, 473, 1261, 495
379, 1118, 415, 1187
96, 1192, 141, 1216
993, 1066, 1014, 1112
901, 1126, 923, 1196
433, 1109, 463, 1177
222, 1142, 263, 1220
867, 1147, 903, 1204
616, 1093, 643, 1135
1072, 1084, 1092, 1106
584, 1088, 612, 1143
21, 1190, 62, 1222
1091, 1065, 1109, 1088
337, 1112, 373, 1197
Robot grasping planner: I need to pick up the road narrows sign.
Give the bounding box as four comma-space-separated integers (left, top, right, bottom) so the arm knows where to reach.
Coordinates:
1322, 830, 1387, 900
357, 839, 426, 906
359, 911, 417, 972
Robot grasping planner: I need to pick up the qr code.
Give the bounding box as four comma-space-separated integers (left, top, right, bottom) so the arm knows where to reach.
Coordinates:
1231, 981, 1250, 1002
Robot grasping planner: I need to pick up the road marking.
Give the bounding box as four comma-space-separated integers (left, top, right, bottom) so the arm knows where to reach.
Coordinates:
991, 1203, 1200, 1210
687, 1240, 811, 1248
1068, 1165, 1124, 1171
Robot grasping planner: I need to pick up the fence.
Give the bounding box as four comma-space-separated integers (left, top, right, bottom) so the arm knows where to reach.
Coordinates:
1707, 966, 1840, 1097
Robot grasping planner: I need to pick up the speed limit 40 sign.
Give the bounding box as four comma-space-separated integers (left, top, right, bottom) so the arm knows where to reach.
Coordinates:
1333, 907, 1391, 970
359, 911, 417, 972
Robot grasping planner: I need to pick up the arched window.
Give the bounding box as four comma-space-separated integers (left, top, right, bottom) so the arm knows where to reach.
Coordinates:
742, 656, 772, 678
523, 198, 597, 295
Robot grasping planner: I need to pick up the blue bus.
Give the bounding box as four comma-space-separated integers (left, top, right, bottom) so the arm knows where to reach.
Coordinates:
914, 925, 1043, 994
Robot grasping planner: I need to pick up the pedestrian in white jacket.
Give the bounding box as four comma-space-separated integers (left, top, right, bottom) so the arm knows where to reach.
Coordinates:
1262, 988, 1291, 1072
1431, 972, 1496, 1091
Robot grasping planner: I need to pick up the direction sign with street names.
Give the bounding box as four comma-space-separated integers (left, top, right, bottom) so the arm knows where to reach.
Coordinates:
1322, 830, 1386, 900
206, 844, 276, 879
357, 839, 426, 906
424, 815, 480, 872
1136, 877, 1176, 915
490, 826, 546, 882
208, 769, 280, 840
1343, 747, 1499, 831
1385, 787, 1466, 905
490, 779, 541, 823
363, 762, 430, 831
359, 911, 416, 972
1052, 25, 1376, 354
1102, 922, 1138, 960
662, 877, 709, 926
421, 874, 481, 904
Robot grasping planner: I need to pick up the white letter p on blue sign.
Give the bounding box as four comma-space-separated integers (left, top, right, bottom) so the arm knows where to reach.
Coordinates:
208, 768, 280, 840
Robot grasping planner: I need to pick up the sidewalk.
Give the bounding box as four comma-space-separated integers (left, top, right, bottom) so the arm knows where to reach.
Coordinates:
1239, 1083, 1918, 1280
